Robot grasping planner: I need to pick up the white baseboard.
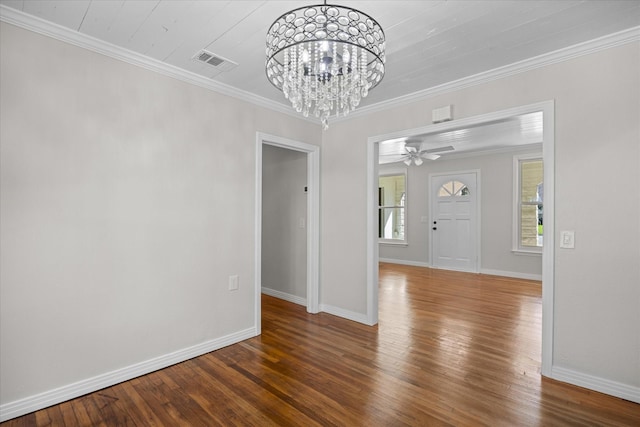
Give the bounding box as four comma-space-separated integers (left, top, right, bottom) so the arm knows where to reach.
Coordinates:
379, 258, 431, 268
319, 304, 369, 324
261, 287, 306, 306
260, 288, 368, 325
480, 268, 542, 281
380, 259, 542, 281
551, 366, 640, 404
0, 327, 257, 422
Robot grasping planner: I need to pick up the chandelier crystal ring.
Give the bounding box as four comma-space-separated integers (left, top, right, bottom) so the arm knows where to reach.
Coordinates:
266, 2, 386, 129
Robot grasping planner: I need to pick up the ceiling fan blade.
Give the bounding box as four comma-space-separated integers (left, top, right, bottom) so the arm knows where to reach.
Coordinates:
405, 146, 418, 153
419, 153, 441, 161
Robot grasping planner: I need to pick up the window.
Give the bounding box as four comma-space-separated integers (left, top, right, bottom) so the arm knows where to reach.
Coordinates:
514, 154, 543, 253
438, 180, 470, 197
378, 173, 406, 243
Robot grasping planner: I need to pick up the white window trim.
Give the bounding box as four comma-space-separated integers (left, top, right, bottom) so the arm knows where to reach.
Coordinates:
512, 153, 543, 255
379, 240, 409, 247
379, 168, 408, 245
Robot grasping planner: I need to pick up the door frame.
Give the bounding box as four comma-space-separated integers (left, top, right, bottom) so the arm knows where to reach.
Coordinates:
429, 170, 481, 273
255, 132, 320, 335
367, 100, 555, 377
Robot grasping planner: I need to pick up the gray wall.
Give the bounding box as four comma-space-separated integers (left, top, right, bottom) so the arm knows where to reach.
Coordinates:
261, 145, 307, 302
320, 42, 639, 391
0, 22, 320, 406
379, 148, 543, 279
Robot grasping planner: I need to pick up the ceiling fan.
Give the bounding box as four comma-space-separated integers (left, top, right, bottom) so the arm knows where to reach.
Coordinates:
401, 145, 440, 166
379, 140, 441, 166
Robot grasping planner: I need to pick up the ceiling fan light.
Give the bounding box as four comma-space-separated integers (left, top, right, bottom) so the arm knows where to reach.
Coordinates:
414, 157, 423, 166
403, 158, 412, 166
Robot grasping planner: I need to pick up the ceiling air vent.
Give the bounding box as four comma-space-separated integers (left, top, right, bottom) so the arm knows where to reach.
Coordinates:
192, 50, 238, 72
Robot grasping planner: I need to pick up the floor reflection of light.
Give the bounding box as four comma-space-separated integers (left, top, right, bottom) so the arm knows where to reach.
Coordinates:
435, 317, 472, 367
510, 298, 542, 377
357, 265, 619, 425
371, 269, 414, 418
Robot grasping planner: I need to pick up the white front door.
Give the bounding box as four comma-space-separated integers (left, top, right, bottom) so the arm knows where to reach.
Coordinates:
430, 172, 479, 272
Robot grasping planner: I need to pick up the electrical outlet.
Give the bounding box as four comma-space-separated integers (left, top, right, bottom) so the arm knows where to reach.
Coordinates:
228, 275, 239, 291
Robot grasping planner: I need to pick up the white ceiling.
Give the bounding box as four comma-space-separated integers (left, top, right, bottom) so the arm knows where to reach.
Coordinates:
1, 1, 638, 162
1, 0, 638, 110
379, 111, 543, 164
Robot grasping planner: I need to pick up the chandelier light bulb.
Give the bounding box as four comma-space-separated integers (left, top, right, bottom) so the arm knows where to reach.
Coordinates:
266, 2, 386, 130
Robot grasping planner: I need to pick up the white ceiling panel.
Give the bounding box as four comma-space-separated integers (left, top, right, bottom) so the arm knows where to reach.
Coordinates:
1, 0, 23, 10
1, 0, 638, 111
79, 1, 127, 40
148, 1, 229, 61
126, 0, 196, 55
22, 0, 89, 30
161, 2, 263, 71
90, 1, 161, 47
203, 2, 273, 60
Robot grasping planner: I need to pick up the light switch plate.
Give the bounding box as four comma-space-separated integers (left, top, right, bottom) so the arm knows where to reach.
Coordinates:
560, 231, 575, 249
228, 275, 239, 290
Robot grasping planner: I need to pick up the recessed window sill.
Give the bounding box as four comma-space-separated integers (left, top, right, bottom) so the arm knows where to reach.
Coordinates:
512, 249, 542, 256
379, 240, 408, 247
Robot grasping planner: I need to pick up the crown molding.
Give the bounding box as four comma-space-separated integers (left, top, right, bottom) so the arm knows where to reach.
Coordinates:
1, 5, 638, 127
0, 5, 311, 123
337, 25, 640, 123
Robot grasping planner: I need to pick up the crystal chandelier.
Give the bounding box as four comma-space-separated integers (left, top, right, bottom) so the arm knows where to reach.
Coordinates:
265, 2, 386, 130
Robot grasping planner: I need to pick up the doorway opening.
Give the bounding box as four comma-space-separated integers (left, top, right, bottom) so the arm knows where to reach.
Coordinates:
261, 145, 308, 305
254, 133, 320, 335
367, 101, 555, 376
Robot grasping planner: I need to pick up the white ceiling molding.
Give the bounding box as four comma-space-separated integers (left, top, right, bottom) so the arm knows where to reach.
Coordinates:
333, 25, 640, 124
0, 5, 309, 123
1, 4, 638, 127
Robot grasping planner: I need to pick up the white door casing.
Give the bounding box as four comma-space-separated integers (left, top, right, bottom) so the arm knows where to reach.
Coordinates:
368, 100, 554, 376
255, 132, 320, 335
430, 172, 479, 273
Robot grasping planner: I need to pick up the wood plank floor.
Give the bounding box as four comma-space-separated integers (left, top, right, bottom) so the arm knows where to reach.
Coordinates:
3, 264, 639, 426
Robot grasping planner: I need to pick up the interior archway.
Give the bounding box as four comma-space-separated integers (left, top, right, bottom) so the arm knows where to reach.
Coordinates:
367, 101, 555, 376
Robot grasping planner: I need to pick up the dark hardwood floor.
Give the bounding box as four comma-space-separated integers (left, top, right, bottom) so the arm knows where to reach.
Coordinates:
3, 263, 639, 426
